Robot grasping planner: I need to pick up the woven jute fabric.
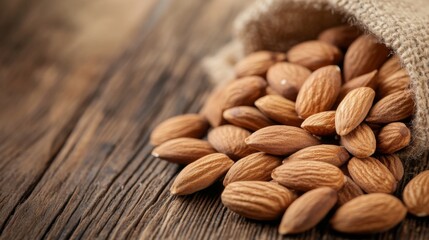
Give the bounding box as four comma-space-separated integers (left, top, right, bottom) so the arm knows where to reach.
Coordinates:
203, 0, 429, 159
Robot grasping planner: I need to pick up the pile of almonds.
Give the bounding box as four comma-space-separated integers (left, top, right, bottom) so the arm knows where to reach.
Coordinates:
150, 25, 429, 235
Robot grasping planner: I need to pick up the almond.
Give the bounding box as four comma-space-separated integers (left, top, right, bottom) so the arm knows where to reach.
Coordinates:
265, 86, 281, 95
318, 25, 361, 49
335, 87, 375, 135
286, 40, 342, 71
170, 153, 234, 195
343, 35, 390, 81
200, 84, 228, 127
295, 65, 342, 118
150, 114, 209, 146
152, 138, 216, 164
223, 152, 281, 186
223, 106, 273, 131
245, 125, 321, 155
340, 123, 376, 158
377, 154, 404, 181
208, 125, 256, 160
235, 51, 286, 78
266, 62, 311, 100
221, 181, 296, 220
284, 144, 350, 167
335, 70, 377, 105
331, 193, 407, 233
377, 69, 410, 99
223, 76, 267, 110
337, 176, 364, 205
377, 56, 402, 84
403, 170, 429, 217
255, 95, 302, 126
377, 122, 411, 154
279, 187, 337, 235
300, 111, 336, 136
272, 161, 345, 191
347, 157, 397, 193
366, 90, 414, 123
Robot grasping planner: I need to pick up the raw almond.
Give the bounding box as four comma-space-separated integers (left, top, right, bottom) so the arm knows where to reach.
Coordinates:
223, 76, 267, 110
223, 152, 281, 186
337, 176, 364, 206
170, 153, 234, 195
318, 25, 361, 49
377, 154, 404, 181
331, 193, 407, 233
340, 123, 376, 158
223, 106, 273, 131
377, 122, 411, 154
152, 138, 216, 164
221, 181, 296, 220
279, 187, 337, 235
284, 144, 350, 167
235, 51, 286, 77
286, 40, 342, 71
245, 125, 321, 155
150, 114, 209, 146
335, 70, 377, 105
377, 56, 402, 84
272, 160, 345, 191
377, 69, 410, 99
403, 170, 429, 217
366, 90, 414, 123
347, 157, 397, 193
200, 84, 228, 127
336, 87, 375, 136
300, 111, 336, 136
265, 86, 281, 96
295, 65, 342, 118
208, 125, 256, 160
255, 95, 302, 126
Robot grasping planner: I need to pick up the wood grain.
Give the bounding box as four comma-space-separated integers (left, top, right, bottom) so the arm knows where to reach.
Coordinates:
0, 0, 428, 239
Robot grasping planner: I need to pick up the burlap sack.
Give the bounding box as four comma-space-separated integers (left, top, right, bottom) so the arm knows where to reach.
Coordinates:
203, 0, 429, 159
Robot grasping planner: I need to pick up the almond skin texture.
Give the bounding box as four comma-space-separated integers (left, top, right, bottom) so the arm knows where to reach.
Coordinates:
347, 157, 397, 193
208, 125, 256, 160
377, 122, 411, 154
403, 170, 429, 217
170, 153, 234, 195
343, 35, 390, 81
223, 106, 273, 131
340, 123, 376, 158
279, 187, 338, 235
337, 176, 364, 206
255, 95, 303, 126
301, 111, 336, 136
200, 84, 228, 127
295, 65, 342, 118
235, 51, 286, 78
221, 181, 296, 220
223, 152, 281, 186
366, 90, 414, 124
284, 145, 350, 167
336, 70, 378, 105
152, 138, 216, 164
272, 161, 345, 191
223, 76, 267, 110
377, 154, 404, 181
377, 69, 410, 99
267, 62, 311, 100
245, 126, 321, 155
286, 40, 342, 71
331, 193, 407, 233
336, 87, 375, 136
150, 114, 209, 146
377, 56, 402, 85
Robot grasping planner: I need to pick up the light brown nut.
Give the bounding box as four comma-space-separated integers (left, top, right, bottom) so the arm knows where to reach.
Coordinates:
337, 176, 364, 206
403, 170, 429, 217
286, 40, 342, 71
266, 62, 311, 100
200, 84, 228, 127
343, 35, 390, 81
331, 193, 407, 233
340, 123, 376, 158
221, 181, 296, 220
223, 76, 267, 110
208, 125, 256, 160
223, 106, 273, 131
284, 144, 350, 167
170, 153, 233, 195
377, 56, 402, 85
336, 87, 375, 136
377, 154, 404, 181
377, 122, 411, 154
335, 70, 378, 105
366, 90, 414, 124
235, 51, 286, 78
347, 157, 397, 193
255, 95, 302, 126
272, 161, 345, 191
377, 69, 410, 99
223, 152, 281, 186
245, 125, 321, 155
279, 187, 337, 235
152, 138, 216, 164
301, 111, 336, 136
265, 86, 281, 96
295, 65, 342, 118
318, 25, 361, 49
150, 114, 209, 146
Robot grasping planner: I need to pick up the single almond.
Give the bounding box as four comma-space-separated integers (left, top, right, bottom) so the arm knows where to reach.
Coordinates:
318, 25, 361, 49
284, 144, 350, 167
265, 86, 282, 95
150, 114, 209, 146
208, 125, 256, 160
377, 69, 410, 99
377, 154, 404, 181
337, 176, 364, 206
279, 187, 337, 235
223, 76, 267, 110
255, 95, 303, 126
347, 157, 397, 193
335, 70, 378, 105
245, 125, 321, 155
340, 123, 376, 158
377, 122, 411, 154
152, 138, 216, 164
223, 152, 281, 186
170, 153, 234, 195
295, 65, 342, 118
377, 56, 402, 85
223, 106, 273, 131
331, 193, 407, 233
200, 84, 228, 127
366, 90, 414, 123
221, 181, 296, 220
301, 111, 336, 136
403, 170, 429, 217
272, 160, 345, 191
235, 51, 286, 78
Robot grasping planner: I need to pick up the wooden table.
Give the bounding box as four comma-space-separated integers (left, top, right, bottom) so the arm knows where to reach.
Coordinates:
0, 0, 428, 239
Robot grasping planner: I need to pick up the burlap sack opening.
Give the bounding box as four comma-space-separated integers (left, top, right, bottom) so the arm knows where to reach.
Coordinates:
203, 0, 429, 159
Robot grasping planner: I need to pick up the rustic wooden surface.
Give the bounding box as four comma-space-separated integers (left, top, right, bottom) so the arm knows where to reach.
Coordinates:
0, 0, 428, 239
